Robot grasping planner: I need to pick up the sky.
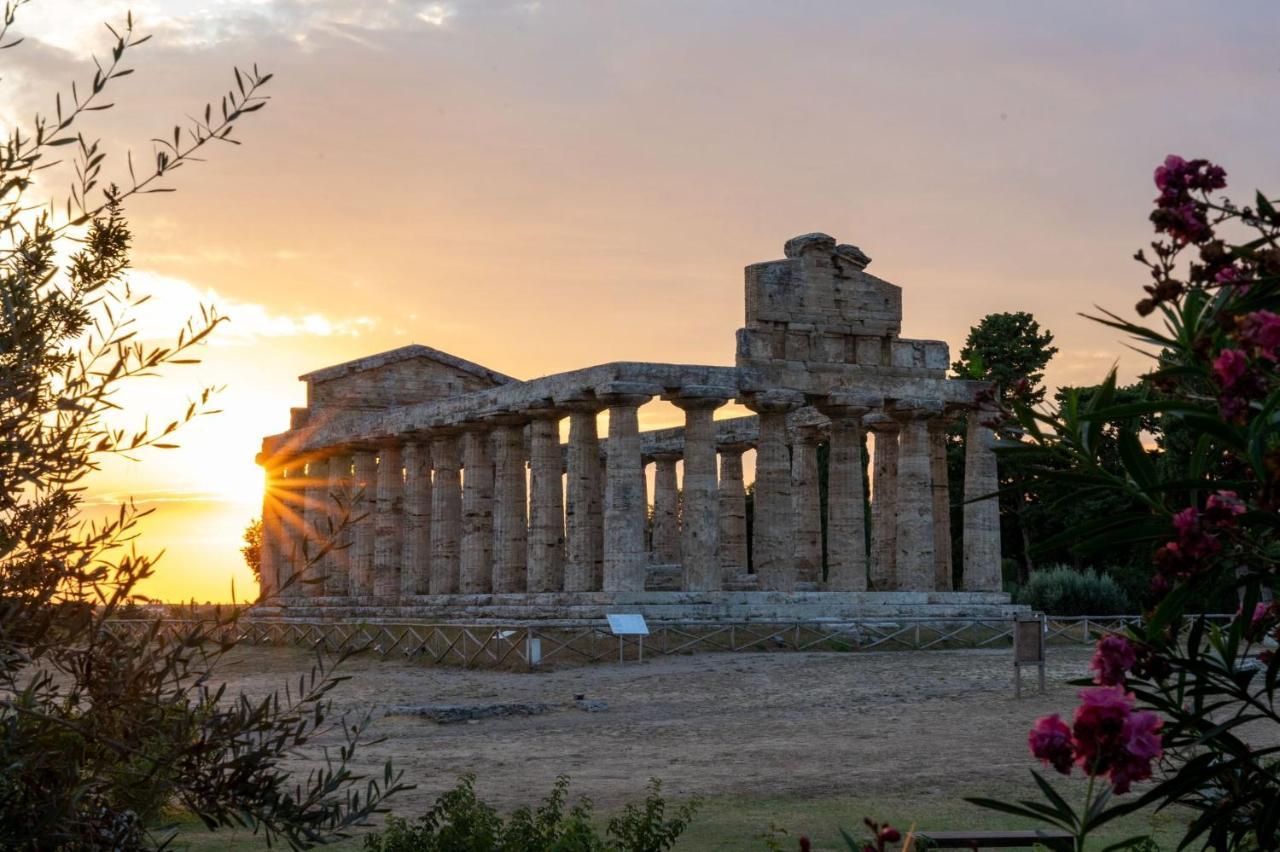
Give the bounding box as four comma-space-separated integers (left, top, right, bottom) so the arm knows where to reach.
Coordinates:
8, 1, 1279, 602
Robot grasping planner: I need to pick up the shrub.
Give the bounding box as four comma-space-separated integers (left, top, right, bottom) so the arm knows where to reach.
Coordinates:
363, 776, 699, 852
1014, 565, 1131, 615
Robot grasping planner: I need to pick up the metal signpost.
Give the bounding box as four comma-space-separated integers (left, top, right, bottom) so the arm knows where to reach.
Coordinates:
606, 613, 649, 662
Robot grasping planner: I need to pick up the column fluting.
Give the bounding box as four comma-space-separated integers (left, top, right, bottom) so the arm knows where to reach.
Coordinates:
602, 391, 652, 591
743, 390, 803, 591
491, 422, 529, 593
460, 428, 494, 594
865, 413, 900, 591
401, 441, 433, 596
716, 443, 750, 580
890, 400, 941, 592
373, 444, 403, 600
350, 451, 377, 598
962, 406, 1003, 591
649, 453, 681, 564
527, 412, 566, 592
564, 403, 604, 592
429, 434, 462, 595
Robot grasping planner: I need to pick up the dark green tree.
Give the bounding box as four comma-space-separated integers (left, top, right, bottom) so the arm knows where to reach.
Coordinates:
0, 8, 404, 848
951, 311, 1059, 405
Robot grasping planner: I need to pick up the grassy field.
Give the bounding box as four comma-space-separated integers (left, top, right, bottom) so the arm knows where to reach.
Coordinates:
169, 787, 1189, 851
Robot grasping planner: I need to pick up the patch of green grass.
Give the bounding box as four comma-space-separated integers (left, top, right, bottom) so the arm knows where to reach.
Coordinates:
165, 787, 1189, 851
676, 790, 1187, 851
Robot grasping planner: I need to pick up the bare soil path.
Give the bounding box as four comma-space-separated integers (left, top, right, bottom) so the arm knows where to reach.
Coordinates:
218, 644, 1094, 814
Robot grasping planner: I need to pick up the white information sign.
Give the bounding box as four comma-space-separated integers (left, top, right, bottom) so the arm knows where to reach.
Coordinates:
606, 613, 649, 636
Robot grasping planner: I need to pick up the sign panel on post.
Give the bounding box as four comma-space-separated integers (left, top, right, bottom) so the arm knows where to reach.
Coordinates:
606, 613, 649, 662
606, 613, 649, 636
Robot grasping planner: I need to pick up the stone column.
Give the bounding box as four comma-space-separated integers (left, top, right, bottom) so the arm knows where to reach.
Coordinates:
865, 413, 899, 591
259, 467, 283, 600
350, 451, 377, 597
460, 428, 494, 594
491, 421, 528, 593
929, 418, 954, 591
527, 411, 566, 592
791, 425, 824, 586
649, 452, 681, 564
429, 433, 462, 595
564, 403, 604, 592
373, 444, 403, 600
744, 390, 804, 591
325, 454, 352, 596
963, 406, 1003, 591
818, 393, 878, 592
890, 400, 941, 592
303, 457, 330, 597
673, 391, 730, 592
276, 462, 306, 596
401, 441, 433, 596
717, 443, 750, 579
601, 388, 654, 592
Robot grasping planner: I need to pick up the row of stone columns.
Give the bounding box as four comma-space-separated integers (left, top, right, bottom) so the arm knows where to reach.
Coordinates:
258, 395, 1002, 601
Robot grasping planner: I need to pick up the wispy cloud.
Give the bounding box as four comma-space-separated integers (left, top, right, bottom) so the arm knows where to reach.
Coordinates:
127, 269, 376, 346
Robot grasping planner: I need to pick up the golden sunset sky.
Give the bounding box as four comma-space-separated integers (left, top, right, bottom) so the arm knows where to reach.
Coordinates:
9, 1, 1278, 602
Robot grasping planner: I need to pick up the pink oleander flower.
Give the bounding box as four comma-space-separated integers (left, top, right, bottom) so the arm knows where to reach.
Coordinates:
1091, 634, 1138, 686
1072, 686, 1164, 793
1204, 490, 1247, 524
1073, 686, 1135, 772
1213, 349, 1250, 390
1110, 710, 1164, 794
1238, 310, 1280, 361
1029, 714, 1075, 775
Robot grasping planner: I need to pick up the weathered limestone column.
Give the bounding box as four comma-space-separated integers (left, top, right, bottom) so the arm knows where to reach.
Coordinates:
491, 421, 528, 593
716, 442, 750, 578
601, 386, 655, 592
350, 451, 377, 597
401, 442, 433, 596
527, 411, 566, 592
325, 454, 352, 596
791, 425, 824, 585
460, 428, 494, 594
890, 400, 942, 592
303, 457, 330, 597
929, 418, 954, 591
373, 444, 403, 600
259, 467, 284, 600
564, 402, 604, 592
649, 452, 681, 564
429, 433, 462, 595
276, 462, 306, 596
865, 413, 900, 591
963, 406, 1003, 591
673, 390, 730, 592
743, 390, 804, 591
817, 393, 879, 591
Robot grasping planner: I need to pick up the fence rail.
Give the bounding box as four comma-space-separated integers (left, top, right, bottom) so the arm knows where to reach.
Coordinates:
101, 614, 1236, 670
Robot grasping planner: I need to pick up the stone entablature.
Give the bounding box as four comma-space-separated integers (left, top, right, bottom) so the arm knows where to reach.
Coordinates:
255, 234, 1005, 619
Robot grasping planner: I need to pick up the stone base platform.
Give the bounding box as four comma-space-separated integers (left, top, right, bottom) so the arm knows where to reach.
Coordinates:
249, 590, 1025, 624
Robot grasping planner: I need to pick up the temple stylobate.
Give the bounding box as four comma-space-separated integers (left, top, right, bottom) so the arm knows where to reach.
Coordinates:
254, 234, 1012, 622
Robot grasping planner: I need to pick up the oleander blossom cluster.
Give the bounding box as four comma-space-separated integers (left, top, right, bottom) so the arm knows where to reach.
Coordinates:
1028, 635, 1164, 795
1213, 311, 1280, 421
1151, 490, 1245, 594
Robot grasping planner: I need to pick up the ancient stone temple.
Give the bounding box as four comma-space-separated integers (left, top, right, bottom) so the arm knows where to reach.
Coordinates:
254, 234, 1011, 621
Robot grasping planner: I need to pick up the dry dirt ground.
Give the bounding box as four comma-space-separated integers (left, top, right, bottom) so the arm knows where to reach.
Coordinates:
186, 641, 1196, 849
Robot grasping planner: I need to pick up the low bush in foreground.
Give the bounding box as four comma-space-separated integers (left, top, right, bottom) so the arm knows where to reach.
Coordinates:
1014, 565, 1131, 615
363, 776, 698, 852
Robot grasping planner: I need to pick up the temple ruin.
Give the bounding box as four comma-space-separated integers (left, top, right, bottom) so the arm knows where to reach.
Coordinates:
254, 233, 1012, 621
